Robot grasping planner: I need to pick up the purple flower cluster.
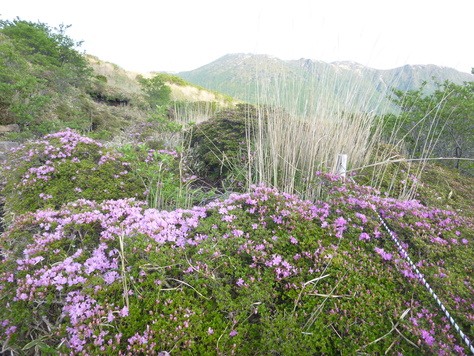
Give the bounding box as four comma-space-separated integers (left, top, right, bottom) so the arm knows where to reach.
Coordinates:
0, 176, 472, 354
1, 129, 146, 220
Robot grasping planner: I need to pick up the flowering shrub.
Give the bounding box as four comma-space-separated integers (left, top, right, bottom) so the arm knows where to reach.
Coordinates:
354, 143, 474, 217
0, 129, 145, 225
118, 143, 208, 210
111, 114, 210, 210
0, 180, 472, 355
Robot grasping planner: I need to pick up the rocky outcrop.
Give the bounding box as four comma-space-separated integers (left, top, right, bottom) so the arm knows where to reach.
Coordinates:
0, 124, 20, 134
0, 141, 19, 233
0, 141, 19, 162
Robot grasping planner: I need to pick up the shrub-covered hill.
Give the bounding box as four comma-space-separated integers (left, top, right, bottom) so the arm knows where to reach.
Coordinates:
0, 18, 239, 141
0, 161, 472, 354
85, 55, 240, 111
0, 18, 473, 355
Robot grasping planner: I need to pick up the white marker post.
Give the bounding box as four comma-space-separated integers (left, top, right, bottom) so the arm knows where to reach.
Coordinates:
336, 154, 347, 178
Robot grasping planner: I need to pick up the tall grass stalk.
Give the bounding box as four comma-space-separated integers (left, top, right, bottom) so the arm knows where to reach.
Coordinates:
241, 58, 456, 202
171, 101, 220, 126
118, 231, 130, 310
246, 60, 390, 201
361, 88, 453, 200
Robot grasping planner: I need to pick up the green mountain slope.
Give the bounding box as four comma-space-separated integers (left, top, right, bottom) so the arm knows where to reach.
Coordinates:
86, 55, 239, 108
177, 53, 474, 115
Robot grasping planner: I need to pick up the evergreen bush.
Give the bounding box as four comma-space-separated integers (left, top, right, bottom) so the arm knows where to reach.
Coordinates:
0, 129, 145, 224
0, 180, 472, 355
188, 103, 262, 185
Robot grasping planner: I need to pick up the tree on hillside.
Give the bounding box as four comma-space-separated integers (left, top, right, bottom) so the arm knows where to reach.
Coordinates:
0, 18, 91, 88
386, 79, 474, 174
138, 74, 172, 107
0, 33, 51, 128
0, 18, 92, 134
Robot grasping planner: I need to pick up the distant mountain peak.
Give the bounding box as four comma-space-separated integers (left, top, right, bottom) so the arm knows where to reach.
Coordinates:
221, 53, 252, 59
330, 60, 364, 66
177, 53, 473, 115
329, 61, 370, 74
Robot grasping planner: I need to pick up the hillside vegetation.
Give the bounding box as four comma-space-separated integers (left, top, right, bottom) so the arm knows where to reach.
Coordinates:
0, 18, 473, 356
177, 53, 474, 115
0, 18, 239, 140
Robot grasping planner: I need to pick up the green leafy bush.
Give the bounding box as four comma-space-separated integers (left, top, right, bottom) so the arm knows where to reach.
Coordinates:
385, 79, 474, 176
138, 75, 172, 107
110, 107, 215, 210
0, 129, 145, 224
0, 18, 93, 135
0, 181, 472, 355
118, 143, 206, 210
188, 103, 262, 185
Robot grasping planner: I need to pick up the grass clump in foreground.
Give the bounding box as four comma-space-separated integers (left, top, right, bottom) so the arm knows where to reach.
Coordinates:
0, 175, 472, 355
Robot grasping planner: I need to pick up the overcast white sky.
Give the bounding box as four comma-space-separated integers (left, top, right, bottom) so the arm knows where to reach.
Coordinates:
1, 0, 473, 74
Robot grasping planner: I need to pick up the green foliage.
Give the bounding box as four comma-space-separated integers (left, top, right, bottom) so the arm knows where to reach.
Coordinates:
0, 18, 91, 91
116, 105, 183, 150
148, 105, 183, 132
0, 17, 93, 135
114, 108, 213, 210
354, 143, 423, 200
417, 163, 474, 218
0, 129, 145, 224
138, 75, 172, 107
151, 73, 237, 105
0, 19, 84, 69
95, 74, 107, 83
385, 79, 474, 175
150, 72, 188, 86
1, 183, 472, 354
188, 103, 261, 186
118, 143, 203, 210
0, 37, 51, 127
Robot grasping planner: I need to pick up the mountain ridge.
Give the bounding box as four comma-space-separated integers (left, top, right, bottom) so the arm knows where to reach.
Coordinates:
203, 53, 473, 75
177, 53, 473, 114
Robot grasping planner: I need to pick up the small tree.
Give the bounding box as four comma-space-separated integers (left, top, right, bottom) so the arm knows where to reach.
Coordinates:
386, 79, 474, 174
0, 18, 91, 88
0, 18, 93, 135
138, 74, 172, 107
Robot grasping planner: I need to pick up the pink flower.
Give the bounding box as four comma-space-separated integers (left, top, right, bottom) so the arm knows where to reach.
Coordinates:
420, 329, 435, 346
232, 229, 244, 237
119, 306, 129, 317
222, 215, 235, 222
334, 217, 347, 227
374, 247, 392, 261
359, 232, 371, 241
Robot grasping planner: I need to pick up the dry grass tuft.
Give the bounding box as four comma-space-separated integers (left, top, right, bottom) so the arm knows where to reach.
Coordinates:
245, 62, 394, 201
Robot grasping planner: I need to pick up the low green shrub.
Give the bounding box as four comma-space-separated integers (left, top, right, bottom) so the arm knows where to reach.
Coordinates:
353, 143, 417, 198
188, 103, 261, 186
0, 181, 472, 355
0, 129, 145, 224
118, 143, 208, 210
